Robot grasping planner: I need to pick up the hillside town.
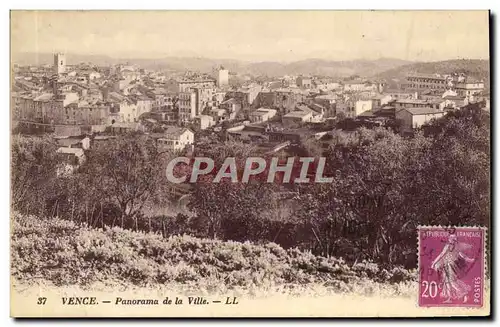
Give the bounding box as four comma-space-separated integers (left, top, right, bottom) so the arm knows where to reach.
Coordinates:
11, 53, 490, 177
10, 10, 492, 318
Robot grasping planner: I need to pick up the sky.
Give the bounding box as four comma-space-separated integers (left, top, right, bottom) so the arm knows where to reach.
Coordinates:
10, 10, 490, 62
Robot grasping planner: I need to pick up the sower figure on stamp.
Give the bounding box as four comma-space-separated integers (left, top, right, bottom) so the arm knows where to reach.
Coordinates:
431, 234, 476, 303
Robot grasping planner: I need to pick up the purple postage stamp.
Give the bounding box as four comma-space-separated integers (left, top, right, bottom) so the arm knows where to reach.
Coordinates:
418, 226, 486, 308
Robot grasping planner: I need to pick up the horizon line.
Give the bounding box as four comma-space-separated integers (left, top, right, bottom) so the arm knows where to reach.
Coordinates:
11, 51, 490, 65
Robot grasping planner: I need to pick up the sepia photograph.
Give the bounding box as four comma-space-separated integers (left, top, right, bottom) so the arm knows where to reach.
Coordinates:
9, 10, 491, 318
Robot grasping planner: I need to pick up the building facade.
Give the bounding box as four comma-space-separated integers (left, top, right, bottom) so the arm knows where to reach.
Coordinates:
403, 74, 452, 91
178, 91, 197, 123
455, 79, 485, 98
248, 108, 277, 123
395, 107, 445, 133
54, 53, 66, 75
157, 127, 195, 151
217, 68, 229, 87
296, 76, 312, 89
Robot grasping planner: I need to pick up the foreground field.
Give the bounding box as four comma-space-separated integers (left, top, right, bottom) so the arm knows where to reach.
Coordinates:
11, 212, 415, 291
10, 212, 490, 317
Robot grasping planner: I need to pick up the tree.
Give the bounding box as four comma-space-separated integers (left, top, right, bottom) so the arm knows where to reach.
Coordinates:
411, 106, 490, 228
82, 134, 174, 229
189, 179, 278, 240
294, 127, 413, 261
187, 141, 279, 240
11, 135, 59, 213
294, 106, 490, 267
336, 112, 347, 122
299, 136, 324, 157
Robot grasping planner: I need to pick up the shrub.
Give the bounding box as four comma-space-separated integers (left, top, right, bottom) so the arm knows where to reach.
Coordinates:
11, 212, 415, 289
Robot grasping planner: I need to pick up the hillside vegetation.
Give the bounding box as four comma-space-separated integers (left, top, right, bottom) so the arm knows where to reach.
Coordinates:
11, 212, 415, 293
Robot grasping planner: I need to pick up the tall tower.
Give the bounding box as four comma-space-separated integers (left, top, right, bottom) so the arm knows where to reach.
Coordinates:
217, 66, 229, 87
53, 53, 66, 75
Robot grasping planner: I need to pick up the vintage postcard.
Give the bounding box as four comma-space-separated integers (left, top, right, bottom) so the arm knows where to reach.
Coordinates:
10, 10, 491, 318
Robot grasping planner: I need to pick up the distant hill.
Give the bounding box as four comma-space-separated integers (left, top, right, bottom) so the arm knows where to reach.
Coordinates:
12, 53, 489, 90
374, 59, 490, 90
12, 52, 412, 78
245, 58, 413, 78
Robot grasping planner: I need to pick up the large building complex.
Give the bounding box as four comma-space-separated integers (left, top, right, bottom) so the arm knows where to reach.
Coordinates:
403, 73, 451, 91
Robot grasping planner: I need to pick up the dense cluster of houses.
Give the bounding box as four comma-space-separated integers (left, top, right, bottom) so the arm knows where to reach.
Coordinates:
11, 53, 490, 176
51, 124, 195, 177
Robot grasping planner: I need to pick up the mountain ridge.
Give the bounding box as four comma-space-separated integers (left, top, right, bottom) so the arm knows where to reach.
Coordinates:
13, 53, 489, 85
12, 52, 413, 77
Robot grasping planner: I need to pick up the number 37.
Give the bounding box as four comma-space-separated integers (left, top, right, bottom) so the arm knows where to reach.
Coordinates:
37, 297, 47, 305
421, 281, 439, 298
